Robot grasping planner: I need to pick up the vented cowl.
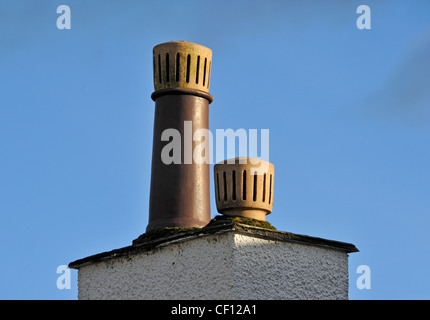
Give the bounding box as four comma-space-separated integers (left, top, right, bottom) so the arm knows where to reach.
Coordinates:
153, 41, 212, 93
214, 157, 275, 221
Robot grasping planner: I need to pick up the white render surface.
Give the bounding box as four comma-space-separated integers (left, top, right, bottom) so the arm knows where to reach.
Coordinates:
77, 231, 350, 300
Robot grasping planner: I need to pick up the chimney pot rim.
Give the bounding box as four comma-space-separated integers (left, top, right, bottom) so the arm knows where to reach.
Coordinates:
214, 157, 273, 167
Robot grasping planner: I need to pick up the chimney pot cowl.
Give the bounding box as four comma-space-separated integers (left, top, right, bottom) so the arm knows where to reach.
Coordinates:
214, 157, 275, 221
153, 40, 212, 93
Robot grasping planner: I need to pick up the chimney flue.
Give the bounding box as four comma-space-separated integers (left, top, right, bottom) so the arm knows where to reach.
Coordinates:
146, 41, 213, 232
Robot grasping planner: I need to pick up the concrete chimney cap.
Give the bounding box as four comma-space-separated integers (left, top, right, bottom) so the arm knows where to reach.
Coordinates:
153, 40, 212, 93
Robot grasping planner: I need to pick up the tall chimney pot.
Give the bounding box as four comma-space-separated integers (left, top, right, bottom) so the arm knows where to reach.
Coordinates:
146, 41, 213, 231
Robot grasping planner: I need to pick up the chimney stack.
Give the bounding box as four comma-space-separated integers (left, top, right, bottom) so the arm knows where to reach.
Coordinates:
146, 41, 213, 231
69, 40, 359, 301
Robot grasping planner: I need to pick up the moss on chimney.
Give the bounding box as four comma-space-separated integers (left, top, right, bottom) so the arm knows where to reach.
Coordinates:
208, 215, 277, 230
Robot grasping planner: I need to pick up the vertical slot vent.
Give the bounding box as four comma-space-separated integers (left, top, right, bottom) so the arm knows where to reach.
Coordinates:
216, 172, 220, 202
253, 172, 257, 202
203, 58, 207, 86
223, 171, 227, 201
262, 173, 266, 202
232, 170, 236, 201
242, 170, 247, 200
269, 174, 272, 204
186, 54, 191, 83
176, 53, 180, 82
165, 53, 169, 83
196, 56, 200, 84
158, 54, 161, 83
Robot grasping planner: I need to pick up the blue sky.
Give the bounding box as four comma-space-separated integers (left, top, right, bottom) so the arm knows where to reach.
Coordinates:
1, 0, 429, 300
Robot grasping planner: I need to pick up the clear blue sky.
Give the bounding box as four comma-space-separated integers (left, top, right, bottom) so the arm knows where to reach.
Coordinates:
1, 0, 429, 300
